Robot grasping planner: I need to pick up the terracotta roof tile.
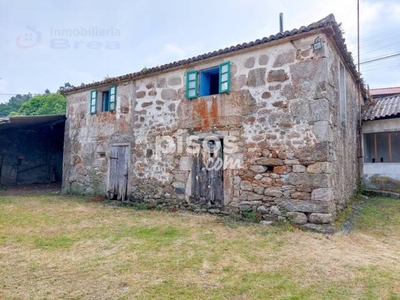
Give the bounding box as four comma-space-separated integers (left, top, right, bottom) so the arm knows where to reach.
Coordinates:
370, 87, 400, 97
63, 14, 364, 95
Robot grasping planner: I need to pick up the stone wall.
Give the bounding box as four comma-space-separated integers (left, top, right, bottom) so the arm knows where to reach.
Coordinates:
62, 83, 135, 195
63, 31, 362, 228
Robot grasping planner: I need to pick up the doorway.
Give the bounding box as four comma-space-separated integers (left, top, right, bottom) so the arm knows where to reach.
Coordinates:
108, 145, 129, 201
191, 139, 224, 207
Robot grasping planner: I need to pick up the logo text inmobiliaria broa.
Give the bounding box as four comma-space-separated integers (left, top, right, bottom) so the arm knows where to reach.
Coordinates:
16, 25, 121, 50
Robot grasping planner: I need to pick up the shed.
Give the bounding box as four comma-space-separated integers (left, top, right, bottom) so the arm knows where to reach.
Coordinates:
0, 115, 65, 185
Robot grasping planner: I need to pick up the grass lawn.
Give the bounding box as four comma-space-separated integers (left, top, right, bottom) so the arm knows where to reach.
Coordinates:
1, 194, 400, 299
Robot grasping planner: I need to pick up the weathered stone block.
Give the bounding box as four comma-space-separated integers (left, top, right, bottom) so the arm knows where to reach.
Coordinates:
258, 54, 269, 65
257, 205, 269, 214
253, 186, 265, 195
302, 223, 335, 234
167, 77, 182, 86
240, 180, 253, 191
289, 98, 329, 123
247, 68, 266, 87
311, 188, 334, 201
291, 191, 311, 200
244, 57, 255, 68
286, 173, 329, 189
292, 165, 306, 173
272, 50, 295, 67
312, 121, 333, 143
250, 165, 268, 173
239, 204, 252, 212
270, 205, 282, 216
309, 213, 333, 224
156, 78, 166, 88
276, 198, 335, 213
142, 101, 153, 108
136, 91, 146, 98
256, 157, 283, 166
248, 193, 264, 201
273, 165, 289, 174
295, 142, 329, 164
307, 162, 333, 174
286, 212, 307, 225
267, 69, 289, 82
161, 88, 177, 100
264, 188, 282, 197
261, 177, 273, 185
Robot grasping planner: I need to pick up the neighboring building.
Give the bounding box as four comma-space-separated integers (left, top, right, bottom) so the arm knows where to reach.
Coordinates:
62, 14, 367, 229
370, 86, 400, 98
362, 93, 400, 193
0, 115, 65, 185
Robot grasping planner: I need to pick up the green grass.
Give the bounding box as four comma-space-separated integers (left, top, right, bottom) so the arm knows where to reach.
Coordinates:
1, 194, 400, 299
354, 197, 400, 235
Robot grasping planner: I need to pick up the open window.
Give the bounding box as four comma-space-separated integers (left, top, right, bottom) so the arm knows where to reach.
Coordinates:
89, 85, 117, 114
364, 131, 400, 163
186, 61, 230, 99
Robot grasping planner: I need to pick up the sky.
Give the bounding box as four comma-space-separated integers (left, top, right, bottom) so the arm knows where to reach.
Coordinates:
0, 0, 399, 103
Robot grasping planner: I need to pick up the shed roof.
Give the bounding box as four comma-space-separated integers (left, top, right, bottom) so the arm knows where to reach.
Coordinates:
363, 94, 400, 121
62, 14, 365, 96
0, 115, 66, 130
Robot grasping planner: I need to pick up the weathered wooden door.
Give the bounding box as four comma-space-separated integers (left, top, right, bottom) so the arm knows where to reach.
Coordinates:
108, 145, 129, 201
191, 140, 224, 207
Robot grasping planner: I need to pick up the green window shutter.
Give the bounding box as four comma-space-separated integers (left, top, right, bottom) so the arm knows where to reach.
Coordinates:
219, 61, 231, 93
109, 85, 117, 111
186, 70, 198, 99
90, 90, 97, 114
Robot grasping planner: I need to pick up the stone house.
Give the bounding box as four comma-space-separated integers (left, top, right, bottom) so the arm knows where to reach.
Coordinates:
362, 89, 400, 193
62, 14, 368, 229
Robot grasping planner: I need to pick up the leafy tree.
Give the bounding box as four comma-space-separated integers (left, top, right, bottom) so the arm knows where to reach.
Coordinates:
45, 89, 50, 94
0, 93, 32, 117
17, 93, 66, 116
58, 82, 74, 92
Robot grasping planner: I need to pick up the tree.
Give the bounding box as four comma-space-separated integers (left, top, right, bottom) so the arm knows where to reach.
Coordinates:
0, 93, 32, 117
17, 93, 66, 116
58, 82, 74, 92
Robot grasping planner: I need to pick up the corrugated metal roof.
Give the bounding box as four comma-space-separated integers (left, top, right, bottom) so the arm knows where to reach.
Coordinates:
0, 115, 66, 130
62, 14, 365, 96
363, 94, 400, 120
370, 86, 400, 97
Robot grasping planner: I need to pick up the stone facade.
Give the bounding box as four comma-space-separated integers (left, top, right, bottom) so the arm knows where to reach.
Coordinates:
63, 30, 363, 228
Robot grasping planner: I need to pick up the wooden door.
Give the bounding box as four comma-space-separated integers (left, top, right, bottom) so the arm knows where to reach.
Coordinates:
191, 140, 224, 207
108, 145, 129, 201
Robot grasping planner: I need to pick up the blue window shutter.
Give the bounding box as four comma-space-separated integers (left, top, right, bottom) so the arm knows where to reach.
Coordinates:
90, 90, 97, 114
219, 61, 231, 93
186, 70, 198, 99
109, 85, 117, 111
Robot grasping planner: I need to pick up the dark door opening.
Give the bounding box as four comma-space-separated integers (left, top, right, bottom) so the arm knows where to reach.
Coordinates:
191, 138, 224, 207
0, 115, 65, 186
